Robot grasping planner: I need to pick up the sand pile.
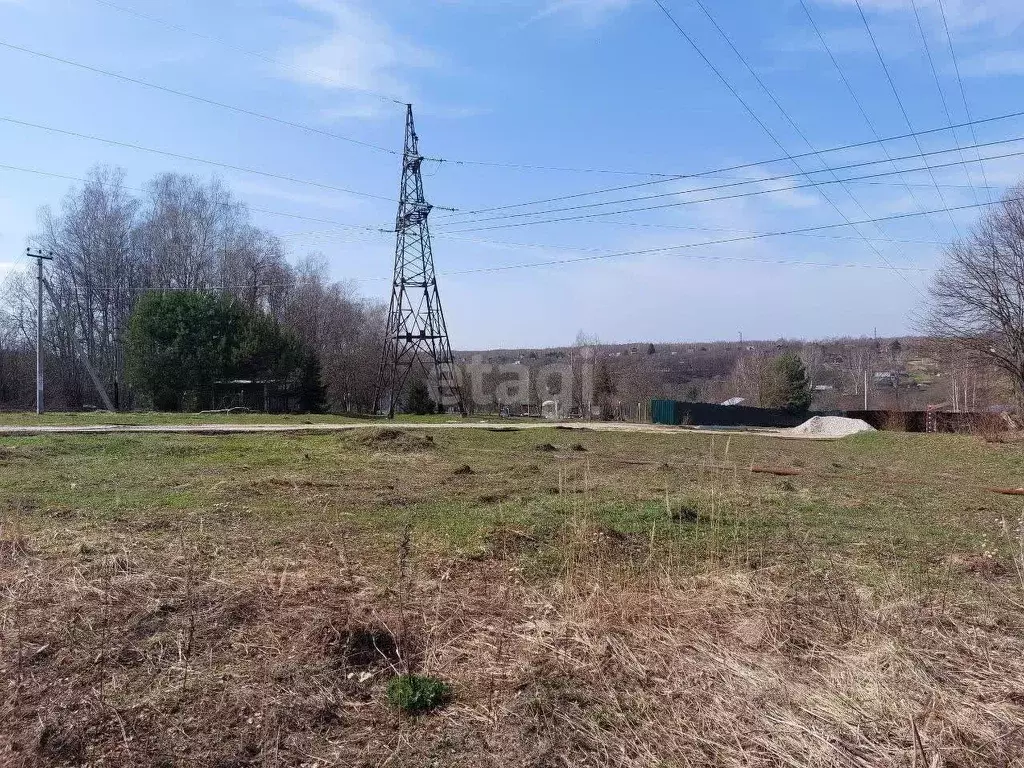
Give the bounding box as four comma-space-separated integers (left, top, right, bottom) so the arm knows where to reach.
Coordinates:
792, 416, 876, 437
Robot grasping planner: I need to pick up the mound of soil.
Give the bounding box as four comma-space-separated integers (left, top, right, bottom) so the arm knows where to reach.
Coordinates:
355, 429, 436, 452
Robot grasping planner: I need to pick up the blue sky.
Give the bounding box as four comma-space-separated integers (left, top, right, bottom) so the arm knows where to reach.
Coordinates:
1, 0, 1023, 348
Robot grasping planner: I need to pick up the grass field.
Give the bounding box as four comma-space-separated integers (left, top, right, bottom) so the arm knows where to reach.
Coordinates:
2, 422, 1024, 766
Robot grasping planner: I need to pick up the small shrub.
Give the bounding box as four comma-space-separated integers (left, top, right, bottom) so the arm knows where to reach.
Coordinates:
386, 674, 451, 713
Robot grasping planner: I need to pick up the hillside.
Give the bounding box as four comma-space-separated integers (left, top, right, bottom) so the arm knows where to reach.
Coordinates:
457, 336, 1006, 413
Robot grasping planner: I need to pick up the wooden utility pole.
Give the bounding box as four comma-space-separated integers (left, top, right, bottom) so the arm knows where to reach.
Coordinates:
26, 248, 54, 414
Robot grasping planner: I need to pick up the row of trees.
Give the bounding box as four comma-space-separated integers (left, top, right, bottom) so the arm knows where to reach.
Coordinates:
0, 167, 385, 412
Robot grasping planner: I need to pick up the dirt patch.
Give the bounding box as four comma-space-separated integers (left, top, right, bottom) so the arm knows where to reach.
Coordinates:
959, 554, 1010, 577
671, 504, 700, 524
535, 443, 558, 453
486, 528, 541, 559
591, 526, 650, 556
323, 625, 400, 670
452, 464, 474, 476
570, 443, 587, 452
355, 429, 436, 453
0, 445, 35, 464
478, 491, 511, 504
251, 477, 340, 493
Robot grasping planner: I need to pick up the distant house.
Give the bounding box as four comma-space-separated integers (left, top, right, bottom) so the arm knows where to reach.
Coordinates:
873, 371, 911, 386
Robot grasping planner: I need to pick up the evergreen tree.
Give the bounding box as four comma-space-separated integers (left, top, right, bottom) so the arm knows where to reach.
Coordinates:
760, 352, 812, 413
125, 291, 244, 410
126, 291, 325, 412
407, 379, 435, 415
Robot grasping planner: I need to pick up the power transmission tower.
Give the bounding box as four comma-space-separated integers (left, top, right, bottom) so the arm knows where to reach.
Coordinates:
374, 105, 465, 417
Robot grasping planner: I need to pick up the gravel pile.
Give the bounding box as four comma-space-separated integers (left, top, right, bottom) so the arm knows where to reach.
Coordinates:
791, 416, 876, 438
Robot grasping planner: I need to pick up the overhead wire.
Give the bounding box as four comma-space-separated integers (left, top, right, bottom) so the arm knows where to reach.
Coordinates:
76, 4, 671, 178
0, 39, 673, 177
88, 0, 407, 106
51, 194, 1020, 286
908, 0, 981, 206
0, 161, 388, 234
0, 115, 403, 205
853, 0, 962, 236
655, 0, 926, 296
937, 0, 993, 204
10, 25, 1014, 205
440, 143, 1024, 234
437, 195, 1015, 277
445, 130, 1024, 228
285, 223, 948, 248
0, 40, 401, 156
796, 0, 936, 222
438, 110, 1024, 220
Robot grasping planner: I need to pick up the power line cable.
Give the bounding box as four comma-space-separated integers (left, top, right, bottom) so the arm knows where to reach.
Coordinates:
909, 0, 981, 206
853, 0, 961, 236
937, 0, 993, 204
79, 2, 673, 178
447, 124, 1024, 228
589, 216, 949, 244
0, 115, 410, 205
442, 143, 1024, 235
0, 161, 388, 234
660, 0, 923, 295
439, 195, 1014, 277
0, 40, 401, 156
0, 39, 693, 179
438, 109, 1024, 220
796, 0, 935, 221
428, 155, 675, 178
88, 0, 407, 106
286, 223, 947, 248
54, 194, 1019, 286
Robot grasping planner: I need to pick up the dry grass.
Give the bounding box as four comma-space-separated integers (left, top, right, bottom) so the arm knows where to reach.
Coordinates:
3, 427, 1024, 765
3, 522, 1024, 767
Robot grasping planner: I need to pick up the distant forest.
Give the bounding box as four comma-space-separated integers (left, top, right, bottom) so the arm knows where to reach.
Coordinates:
459, 335, 1006, 416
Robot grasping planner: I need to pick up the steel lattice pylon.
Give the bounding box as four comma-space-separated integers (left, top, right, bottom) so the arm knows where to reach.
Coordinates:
374, 105, 466, 417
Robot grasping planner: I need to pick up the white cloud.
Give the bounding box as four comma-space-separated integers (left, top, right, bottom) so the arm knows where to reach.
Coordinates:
959, 49, 1024, 77
529, 0, 635, 27
815, 0, 1024, 32
320, 101, 392, 122
229, 178, 369, 212
279, 0, 438, 101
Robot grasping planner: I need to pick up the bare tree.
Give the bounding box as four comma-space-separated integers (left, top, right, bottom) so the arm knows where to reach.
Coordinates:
923, 183, 1024, 406
727, 352, 768, 404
